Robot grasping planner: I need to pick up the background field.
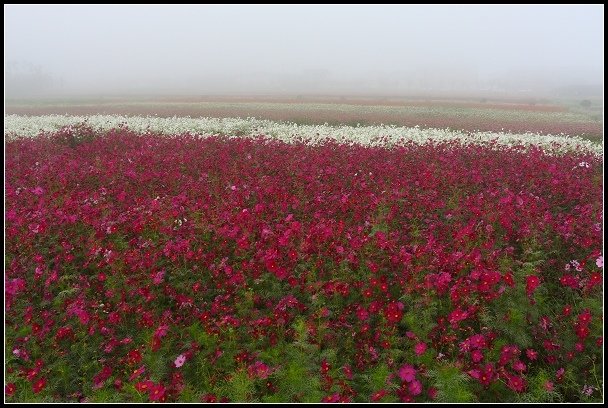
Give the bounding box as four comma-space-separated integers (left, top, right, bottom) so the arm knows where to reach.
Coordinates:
6, 95, 603, 143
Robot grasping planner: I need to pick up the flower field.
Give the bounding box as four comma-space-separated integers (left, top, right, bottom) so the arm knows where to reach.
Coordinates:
4, 116, 603, 402
5, 97, 603, 141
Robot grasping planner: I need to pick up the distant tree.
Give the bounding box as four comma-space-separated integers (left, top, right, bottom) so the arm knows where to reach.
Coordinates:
580, 99, 592, 108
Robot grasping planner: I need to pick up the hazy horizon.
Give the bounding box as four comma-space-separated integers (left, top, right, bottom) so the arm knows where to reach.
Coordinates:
4, 4, 604, 99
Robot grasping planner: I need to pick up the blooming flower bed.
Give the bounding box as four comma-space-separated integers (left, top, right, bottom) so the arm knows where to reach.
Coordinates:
4, 114, 603, 156
4, 120, 603, 402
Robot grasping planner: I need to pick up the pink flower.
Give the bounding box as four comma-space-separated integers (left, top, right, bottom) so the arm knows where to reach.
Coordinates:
174, 354, 186, 368
398, 364, 416, 383
414, 342, 427, 356
342, 365, 353, 380
525, 349, 538, 360
471, 349, 484, 363
506, 374, 526, 393
408, 379, 423, 396
152, 270, 165, 285
129, 365, 146, 381
512, 360, 527, 372
556, 367, 565, 382
248, 361, 273, 379
596, 256, 603, 268
32, 186, 45, 196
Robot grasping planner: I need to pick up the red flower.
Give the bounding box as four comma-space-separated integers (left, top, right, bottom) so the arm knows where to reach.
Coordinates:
468, 363, 495, 387
93, 366, 112, 389
148, 383, 166, 402
321, 359, 331, 374
414, 342, 427, 356
201, 394, 218, 403
503, 272, 515, 287
129, 365, 146, 381
135, 380, 153, 393
586, 272, 602, 289
371, 389, 388, 401
127, 349, 143, 365
526, 275, 540, 297
575, 323, 590, 340
525, 349, 538, 360
384, 301, 404, 325
32, 377, 46, 394
506, 374, 526, 393
578, 309, 592, 325
5, 383, 16, 397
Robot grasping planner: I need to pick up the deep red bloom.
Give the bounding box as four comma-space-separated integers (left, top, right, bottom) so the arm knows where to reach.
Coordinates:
32, 377, 46, 394
384, 301, 404, 325
93, 366, 113, 389
468, 363, 496, 387
578, 309, 592, 325
135, 380, 154, 393
201, 394, 218, 403
526, 275, 540, 297
127, 349, 143, 365
371, 389, 388, 402
5, 383, 16, 397
129, 365, 146, 381
148, 383, 166, 401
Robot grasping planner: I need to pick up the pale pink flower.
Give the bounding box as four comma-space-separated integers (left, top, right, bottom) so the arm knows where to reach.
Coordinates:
596, 256, 603, 268
174, 354, 186, 368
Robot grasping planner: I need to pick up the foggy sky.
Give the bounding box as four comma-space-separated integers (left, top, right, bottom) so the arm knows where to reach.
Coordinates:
4, 4, 604, 98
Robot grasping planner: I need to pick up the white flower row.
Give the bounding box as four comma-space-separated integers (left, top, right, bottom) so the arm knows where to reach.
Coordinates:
4, 114, 603, 156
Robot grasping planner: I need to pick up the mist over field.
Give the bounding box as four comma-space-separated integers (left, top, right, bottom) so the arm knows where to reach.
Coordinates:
4, 4, 604, 99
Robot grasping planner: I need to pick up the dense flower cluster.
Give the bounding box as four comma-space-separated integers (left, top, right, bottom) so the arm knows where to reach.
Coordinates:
4, 114, 603, 156
5, 124, 603, 402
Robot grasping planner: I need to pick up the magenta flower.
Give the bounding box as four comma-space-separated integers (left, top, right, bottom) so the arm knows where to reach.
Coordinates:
398, 364, 416, 383
408, 379, 423, 396
31, 186, 45, 196
414, 342, 427, 356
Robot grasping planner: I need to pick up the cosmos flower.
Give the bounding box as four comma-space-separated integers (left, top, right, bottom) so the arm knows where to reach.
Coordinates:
174, 354, 186, 368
